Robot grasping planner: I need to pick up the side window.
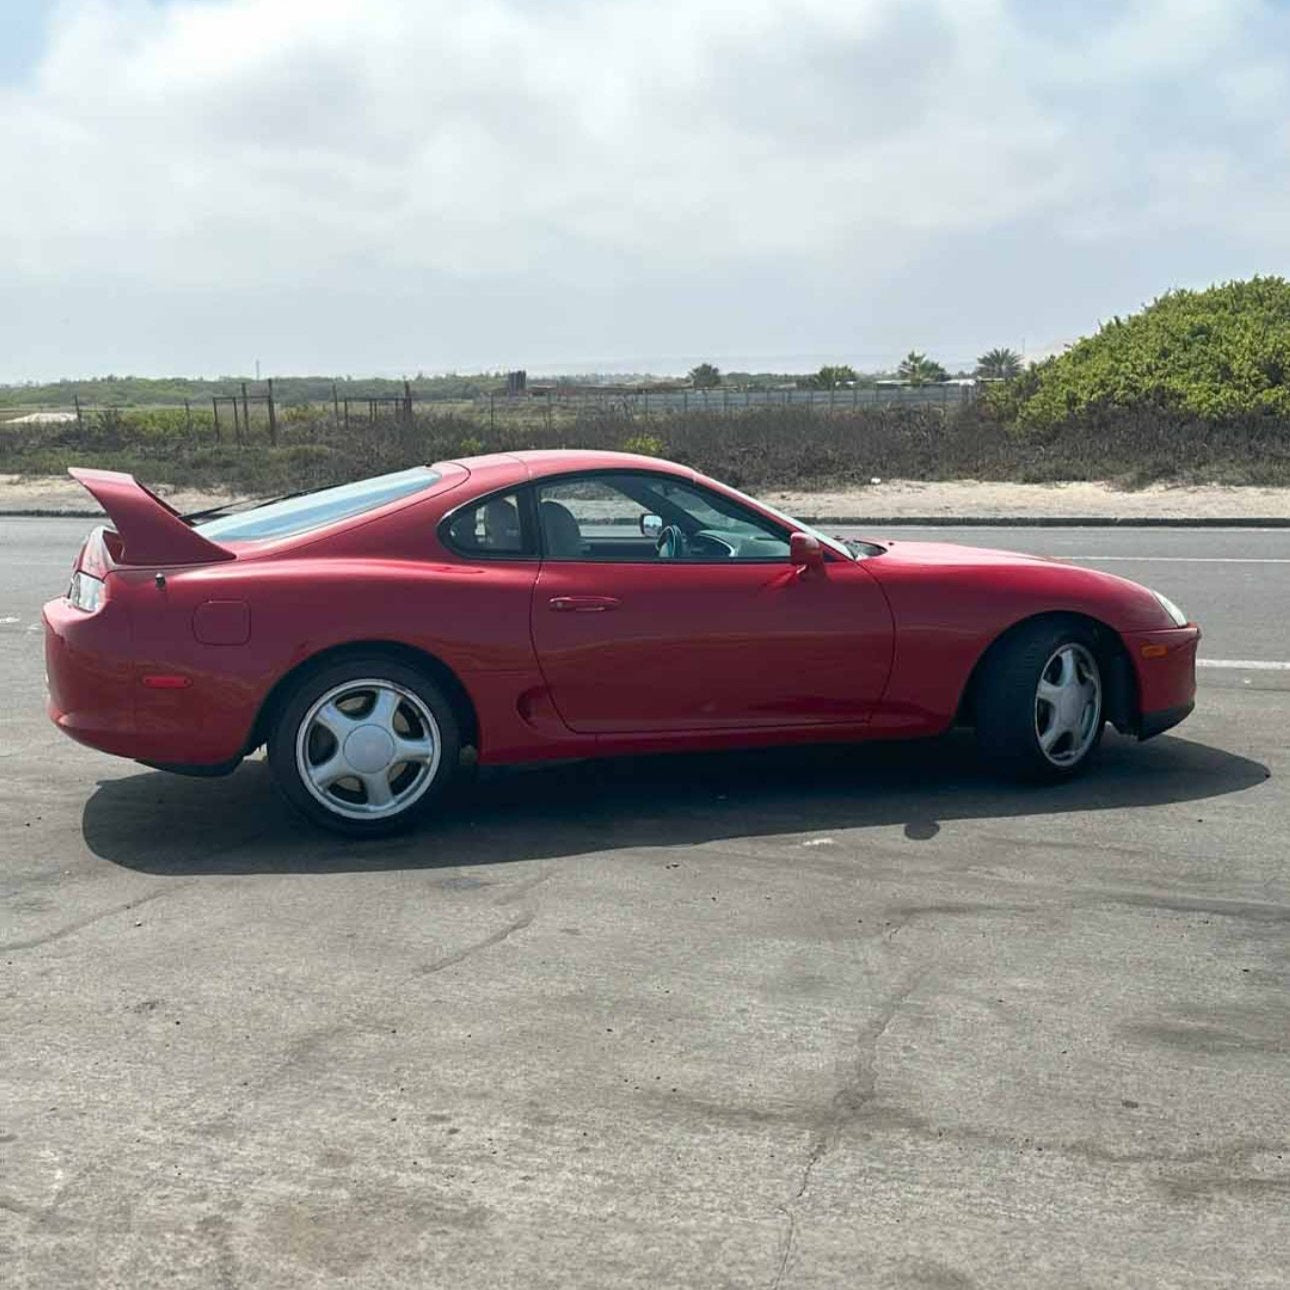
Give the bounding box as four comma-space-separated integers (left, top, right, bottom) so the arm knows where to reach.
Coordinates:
537, 478, 646, 560
649, 478, 790, 559
535, 473, 791, 562
442, 491, 534, 558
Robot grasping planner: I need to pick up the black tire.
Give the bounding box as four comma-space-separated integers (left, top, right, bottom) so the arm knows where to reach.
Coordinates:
973, 618, 1106, 782
267, 653, 460, 837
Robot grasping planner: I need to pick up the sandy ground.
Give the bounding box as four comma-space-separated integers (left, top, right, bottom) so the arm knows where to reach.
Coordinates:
0, 474, 256, 516
3, 411, 79, 424
5, 473, 1290, 519
765, 478, 1290, 519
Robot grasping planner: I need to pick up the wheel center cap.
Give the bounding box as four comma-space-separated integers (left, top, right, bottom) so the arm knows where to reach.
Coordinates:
344, 724, 396, 774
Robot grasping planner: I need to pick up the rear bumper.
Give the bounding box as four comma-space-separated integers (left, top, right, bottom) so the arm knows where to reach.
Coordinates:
44, 596, 140, 757
1121, 624, 1200, 740
44, 596, 252, 766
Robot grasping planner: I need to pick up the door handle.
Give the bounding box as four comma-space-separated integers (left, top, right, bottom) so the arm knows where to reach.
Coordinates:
548, 595, 621, 612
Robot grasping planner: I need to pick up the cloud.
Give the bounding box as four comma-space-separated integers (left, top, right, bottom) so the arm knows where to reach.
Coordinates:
2, 0, 1289, 376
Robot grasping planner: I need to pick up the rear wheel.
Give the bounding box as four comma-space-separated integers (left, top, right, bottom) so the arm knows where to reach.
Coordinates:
974, 620, 1105, 781
268, 655, 460, 836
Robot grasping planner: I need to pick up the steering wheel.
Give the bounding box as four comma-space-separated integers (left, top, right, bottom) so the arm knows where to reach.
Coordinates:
656, 524, 687, 560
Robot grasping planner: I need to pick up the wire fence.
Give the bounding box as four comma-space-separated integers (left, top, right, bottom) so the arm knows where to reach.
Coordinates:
518, 383, 977, 416
0, 379, 977, 435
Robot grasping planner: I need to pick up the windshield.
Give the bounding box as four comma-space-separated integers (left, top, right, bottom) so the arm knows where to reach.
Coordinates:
196, 467, 440, 541
718, 484, 856, 560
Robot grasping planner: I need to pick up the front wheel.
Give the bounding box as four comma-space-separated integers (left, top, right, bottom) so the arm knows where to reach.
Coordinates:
268, 655, 460, 836
974, 621, 1105, 781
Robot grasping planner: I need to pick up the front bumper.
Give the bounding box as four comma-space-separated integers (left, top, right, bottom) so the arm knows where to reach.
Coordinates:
1138, 700, 1195, 740
1122, 624, 1200, 740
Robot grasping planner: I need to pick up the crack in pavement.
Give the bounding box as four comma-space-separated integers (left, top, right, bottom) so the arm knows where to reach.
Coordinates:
771, 965, 929, 1288
0, 882, 193, 953
3, 866, 547, 1235
413, 909, 536, 977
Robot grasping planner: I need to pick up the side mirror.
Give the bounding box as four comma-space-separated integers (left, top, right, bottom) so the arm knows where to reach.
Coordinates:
640, 513, 663, 539
790, 532, 825, 569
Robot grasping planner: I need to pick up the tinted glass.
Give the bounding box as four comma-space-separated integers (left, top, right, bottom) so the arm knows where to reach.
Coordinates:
197, 468, 440, 541
443, 491, 531, 557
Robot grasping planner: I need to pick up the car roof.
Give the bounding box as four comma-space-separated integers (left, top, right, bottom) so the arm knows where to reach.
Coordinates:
445, 449, 694, 484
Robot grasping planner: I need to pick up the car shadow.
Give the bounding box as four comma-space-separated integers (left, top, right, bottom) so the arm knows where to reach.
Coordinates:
82, 730, 1270, 876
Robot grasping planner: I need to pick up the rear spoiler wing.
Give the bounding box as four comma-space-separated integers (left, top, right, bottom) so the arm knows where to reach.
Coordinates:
68, 468, 235, 566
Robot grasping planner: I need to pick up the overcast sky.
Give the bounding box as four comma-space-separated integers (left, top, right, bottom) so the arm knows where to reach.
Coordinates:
2, 0, 1288, 381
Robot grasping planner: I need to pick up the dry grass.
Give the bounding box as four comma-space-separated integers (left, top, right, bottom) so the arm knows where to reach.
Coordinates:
3, 400, 1289, 494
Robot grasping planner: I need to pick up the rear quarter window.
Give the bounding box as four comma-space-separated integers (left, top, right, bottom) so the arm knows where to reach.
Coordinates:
196, 468, 441, 541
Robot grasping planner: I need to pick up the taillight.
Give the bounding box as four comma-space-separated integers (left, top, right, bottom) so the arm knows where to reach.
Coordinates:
68, 571, 106, 613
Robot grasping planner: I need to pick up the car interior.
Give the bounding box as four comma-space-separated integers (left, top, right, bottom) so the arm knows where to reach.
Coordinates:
445, 472, 831, 562
535, 473, 794, 561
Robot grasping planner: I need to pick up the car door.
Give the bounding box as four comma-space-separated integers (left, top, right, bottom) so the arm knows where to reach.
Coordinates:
528, 471, 894, 734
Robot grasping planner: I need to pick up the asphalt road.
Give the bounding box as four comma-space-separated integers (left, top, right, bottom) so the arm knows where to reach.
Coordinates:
2, 518, 1288, 1289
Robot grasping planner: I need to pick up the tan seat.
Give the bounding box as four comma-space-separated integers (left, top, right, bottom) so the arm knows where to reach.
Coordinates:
539, 500, 584, 557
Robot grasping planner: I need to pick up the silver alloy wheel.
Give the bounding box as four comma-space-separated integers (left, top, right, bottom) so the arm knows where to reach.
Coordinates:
295, 677, 442, 821
1034, 643, 1102, 767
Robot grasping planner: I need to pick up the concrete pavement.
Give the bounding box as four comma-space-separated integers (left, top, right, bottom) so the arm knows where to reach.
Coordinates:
2, 519, 1288, 1288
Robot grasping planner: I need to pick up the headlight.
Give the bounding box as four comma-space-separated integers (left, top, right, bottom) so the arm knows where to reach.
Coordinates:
68, 571, 105, 612
1151, 589, 1187, 627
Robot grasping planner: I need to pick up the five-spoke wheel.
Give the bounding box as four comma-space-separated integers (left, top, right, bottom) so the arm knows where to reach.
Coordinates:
1034, 643, 1102, 768
975, 619, 1106, 781
269, 655, 460, 835
297, 679, 442, 820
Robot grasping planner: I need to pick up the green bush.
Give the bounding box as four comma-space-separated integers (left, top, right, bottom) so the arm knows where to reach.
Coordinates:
1018, 276, 1290, 426
621, 433, 667, 457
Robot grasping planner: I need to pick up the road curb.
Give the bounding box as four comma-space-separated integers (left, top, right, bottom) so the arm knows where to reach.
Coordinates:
6, 508, 1290, 528
798, 515, 1290, 528
1, 509, 106, 519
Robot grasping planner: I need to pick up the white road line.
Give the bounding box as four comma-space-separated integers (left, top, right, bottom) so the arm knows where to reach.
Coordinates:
1198, 659, 1290, 671
1070, 556, 1290, 564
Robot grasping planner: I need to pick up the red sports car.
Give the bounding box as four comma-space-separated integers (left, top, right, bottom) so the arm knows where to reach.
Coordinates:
44, 451, 1199, 835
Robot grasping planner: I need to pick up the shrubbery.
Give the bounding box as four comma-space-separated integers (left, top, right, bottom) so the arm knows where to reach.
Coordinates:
1015, 276, 1290, 425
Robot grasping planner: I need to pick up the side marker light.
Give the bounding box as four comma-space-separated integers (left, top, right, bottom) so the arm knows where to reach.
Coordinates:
142, 674, 192, 689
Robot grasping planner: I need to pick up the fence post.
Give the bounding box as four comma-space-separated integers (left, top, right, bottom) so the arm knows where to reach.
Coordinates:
74, 395, 82, 427
332, 382, 340, 429
403, 379, 413, 425
489, 393, 495, 434
240, 381, 250, 442
212, 398, 221, 442
184, 398, 193, 436
267, 378, 277, 444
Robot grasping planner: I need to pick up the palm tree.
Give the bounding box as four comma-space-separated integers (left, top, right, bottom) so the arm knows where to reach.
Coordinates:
975, 347, 1023, 380
896, 351, 948, 386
